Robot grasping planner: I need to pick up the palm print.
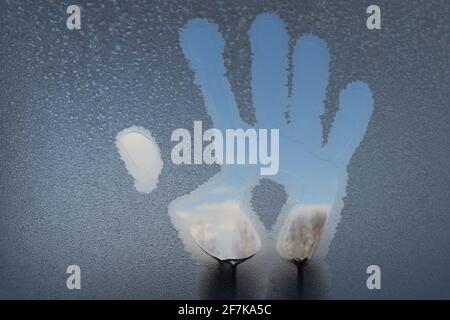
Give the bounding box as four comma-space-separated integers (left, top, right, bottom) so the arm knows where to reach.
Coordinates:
168, 13, 373, 265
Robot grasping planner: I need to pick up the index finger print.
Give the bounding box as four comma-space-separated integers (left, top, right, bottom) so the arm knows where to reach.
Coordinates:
180, 19, 243, 131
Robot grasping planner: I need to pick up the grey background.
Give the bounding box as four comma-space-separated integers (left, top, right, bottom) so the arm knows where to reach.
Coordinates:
0, 0, 449, 299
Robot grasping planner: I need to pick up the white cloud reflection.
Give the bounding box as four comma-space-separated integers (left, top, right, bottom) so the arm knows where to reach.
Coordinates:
177, 200, 261, 261
276, 204, 329, 261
